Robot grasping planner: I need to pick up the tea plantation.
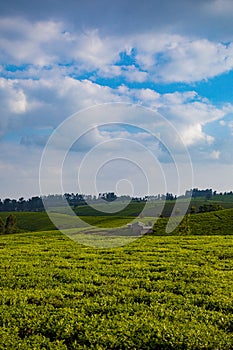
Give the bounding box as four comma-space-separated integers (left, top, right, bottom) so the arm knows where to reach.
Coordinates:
0, 230, 232, 349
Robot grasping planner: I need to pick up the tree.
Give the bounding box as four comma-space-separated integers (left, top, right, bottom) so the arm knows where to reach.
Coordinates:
0, 218, 4, 234
199, 203, 223, 213
190, 205, 196, 214
5, 214, 17, 234
166, 192, 174, 200
18, 197, 26, 211
3, 198, 11, 211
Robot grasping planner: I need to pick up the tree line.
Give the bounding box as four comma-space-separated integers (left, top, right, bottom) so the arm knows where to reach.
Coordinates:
1, 188, 233, 212
0, 193, 144, 212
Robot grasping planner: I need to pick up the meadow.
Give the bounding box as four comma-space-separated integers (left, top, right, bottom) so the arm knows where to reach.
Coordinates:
0, 229, 232, 349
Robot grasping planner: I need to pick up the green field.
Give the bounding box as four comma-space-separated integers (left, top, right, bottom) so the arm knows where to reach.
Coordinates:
0, 230, 232, 349
0, 207, 233, 349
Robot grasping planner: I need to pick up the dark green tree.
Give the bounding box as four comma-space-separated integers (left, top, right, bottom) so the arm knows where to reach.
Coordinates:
199, 203, 223, 213
190, 205, 196, 214
0, 218, 5, 234
5, 214, 17, 234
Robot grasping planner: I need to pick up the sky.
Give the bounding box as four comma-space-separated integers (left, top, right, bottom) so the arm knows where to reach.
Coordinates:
0, 0, 233, 199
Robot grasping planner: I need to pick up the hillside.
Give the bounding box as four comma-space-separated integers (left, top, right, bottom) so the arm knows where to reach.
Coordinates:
153, 208, 233, 236
0, 212, 56, 232
1, 207, 233, 236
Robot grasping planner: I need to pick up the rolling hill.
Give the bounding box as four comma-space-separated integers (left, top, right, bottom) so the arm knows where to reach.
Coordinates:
0, 207, 233, 236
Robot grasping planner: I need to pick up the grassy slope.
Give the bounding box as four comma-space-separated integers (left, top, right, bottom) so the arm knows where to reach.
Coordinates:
153, 208, 233, 236
75, 201, 148, 217
0, 212, 139, 232
0, 231, 232, 349
0, 212, 56, 232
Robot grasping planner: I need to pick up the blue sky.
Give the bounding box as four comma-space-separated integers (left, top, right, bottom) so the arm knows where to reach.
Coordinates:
0, 0, 233, 198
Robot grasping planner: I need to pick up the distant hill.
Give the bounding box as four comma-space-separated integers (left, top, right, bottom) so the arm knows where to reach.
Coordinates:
74, 199, 233, 217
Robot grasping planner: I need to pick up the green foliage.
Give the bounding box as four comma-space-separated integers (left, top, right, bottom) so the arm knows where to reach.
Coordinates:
212, 193, 233, 202
199, 203, 224, 213
0, 214, 19, 235
0, 232, 232, 349
5, 214, 17, 234
190, 205, 196, 214
0, 217, 5, 234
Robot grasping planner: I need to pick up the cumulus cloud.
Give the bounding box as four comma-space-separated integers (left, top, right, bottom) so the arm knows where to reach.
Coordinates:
0, 18, 66, 66
0, 78, 28, 137
179, 124, 213, 147
154, 39, 233, 82
0, 71, 229, 158
1, 17, 233, 84
125, 88, 227, 149
0, 76, 128, 139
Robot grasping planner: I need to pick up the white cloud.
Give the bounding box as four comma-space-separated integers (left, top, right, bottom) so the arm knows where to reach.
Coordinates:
179, 123, 214, 147
210, 150, 221, 159
122, 66, 148, 83
132, 34, 233, 82
73, 29, 120, 69
0, 78, 27, 114
0, 70, 229, 156
0, 18, 66, 66
0, 78, 28, 137
125, 88, 227, 148
157, 39, 233, 82
1, 18, 233, 84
